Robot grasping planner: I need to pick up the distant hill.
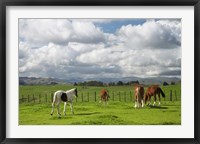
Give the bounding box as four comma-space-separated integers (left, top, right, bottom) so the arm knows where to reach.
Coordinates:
19, 76, 181, 85
19, 77, 67, 85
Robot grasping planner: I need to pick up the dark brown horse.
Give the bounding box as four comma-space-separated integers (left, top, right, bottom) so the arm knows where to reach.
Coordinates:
144, 85, 165, 106
99, 89, 110, 105
134, 84, 144, 108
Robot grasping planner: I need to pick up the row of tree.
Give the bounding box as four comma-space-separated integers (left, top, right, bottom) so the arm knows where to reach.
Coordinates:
74, 80, 177, 87
74, 80, 140, 86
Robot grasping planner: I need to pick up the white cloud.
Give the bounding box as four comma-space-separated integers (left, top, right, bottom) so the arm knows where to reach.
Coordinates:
19, 19, 105, 48
117, 19, 181, 49
19, 19, 181, 80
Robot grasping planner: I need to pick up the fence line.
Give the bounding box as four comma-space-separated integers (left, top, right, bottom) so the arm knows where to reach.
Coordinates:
19, 90, 181, 103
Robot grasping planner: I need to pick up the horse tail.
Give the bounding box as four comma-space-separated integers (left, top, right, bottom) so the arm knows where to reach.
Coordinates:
159, 87, 165, 98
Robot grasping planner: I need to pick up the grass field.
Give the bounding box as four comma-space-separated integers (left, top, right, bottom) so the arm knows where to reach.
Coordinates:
19, 84, 181, 125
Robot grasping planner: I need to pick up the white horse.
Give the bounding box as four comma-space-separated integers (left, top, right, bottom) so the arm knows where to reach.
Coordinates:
51, 88, 78, 117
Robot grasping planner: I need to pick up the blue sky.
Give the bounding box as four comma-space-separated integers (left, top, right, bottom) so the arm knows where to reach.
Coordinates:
19, 19, 181, 79
95, 19, 146, 33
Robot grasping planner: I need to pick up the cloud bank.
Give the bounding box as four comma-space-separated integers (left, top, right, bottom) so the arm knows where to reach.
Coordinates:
19, 19, 181, 80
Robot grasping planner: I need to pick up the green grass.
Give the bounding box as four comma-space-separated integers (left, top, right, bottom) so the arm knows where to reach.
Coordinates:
19, 84, 181, 125
19, 101, 181, 125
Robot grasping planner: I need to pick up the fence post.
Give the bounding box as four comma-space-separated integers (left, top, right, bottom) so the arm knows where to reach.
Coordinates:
175, 90, 177, 101
170, 90, 172, 101
33, 94, 35, 103
124, 92, 126, 102
39, 94, 41, 103
81, 93, 83, 102
22, 95, 24, 103
130, 91, 132, 102
164, 90, 166, 101
51, 93, 53, 102
45, 94, 47, 103
28, 95, 29, 103
94, 92, 96, 102
87, 92, 89, 102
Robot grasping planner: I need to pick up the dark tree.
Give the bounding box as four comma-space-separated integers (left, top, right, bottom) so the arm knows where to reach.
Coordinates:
163, 81, 169, 86
117, 81, 123, 86
171, 81, 176, 85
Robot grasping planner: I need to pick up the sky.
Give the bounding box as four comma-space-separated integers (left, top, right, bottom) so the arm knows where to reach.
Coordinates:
19, 18, 181, 80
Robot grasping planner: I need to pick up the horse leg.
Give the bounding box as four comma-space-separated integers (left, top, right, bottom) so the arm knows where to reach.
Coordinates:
99, 97, 102, 104
138, 92, 142, 108
141, 99, 144, 107
148, 96, 151, 106
106, 97, 108, 105
134, 95, 137, 108
153, 94, 156, 106
137, 98, 140, 108
51, 102, 55, 116
139, 99, 142, 108
70, 102, 74, 115
51, 94, 57, 115
63, 102, 67, 116
57, 103, 61, 117
158, 93, 161, 106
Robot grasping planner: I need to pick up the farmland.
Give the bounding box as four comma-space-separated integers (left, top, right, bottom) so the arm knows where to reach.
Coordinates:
19, 84, 181, 125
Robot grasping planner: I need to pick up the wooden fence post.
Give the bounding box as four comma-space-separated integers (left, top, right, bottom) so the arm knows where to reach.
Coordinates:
22, 95, 24, 103
45, 94, 47, 103
39, 94, 41, 103
51, 93, 53, 102
175, 90, 177, 101
33, 94, 35, 103
94, 92, 96, 102
81, 93, 83, 102
28, 95, 29, 103
124, 92, 126, 102
130, 91, 132, 102
164, 90, 166, 101
170, 90, 172, 101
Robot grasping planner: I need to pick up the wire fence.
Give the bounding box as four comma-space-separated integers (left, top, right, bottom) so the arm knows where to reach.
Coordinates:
19, 89, 181, 103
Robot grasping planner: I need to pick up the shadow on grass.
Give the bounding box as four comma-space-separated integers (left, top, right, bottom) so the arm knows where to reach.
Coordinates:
75, 112, 100, 116
50, 112, 100, 120
148, 105, 168, 109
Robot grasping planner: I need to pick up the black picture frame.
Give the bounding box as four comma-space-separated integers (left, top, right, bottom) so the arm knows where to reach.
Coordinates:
0, 0, 200, 143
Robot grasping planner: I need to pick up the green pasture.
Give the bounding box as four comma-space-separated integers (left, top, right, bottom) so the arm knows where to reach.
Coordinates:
19, 84, 181, 125
19, 84, 181, 103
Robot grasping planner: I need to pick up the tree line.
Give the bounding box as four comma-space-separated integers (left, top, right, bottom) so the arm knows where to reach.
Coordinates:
74, 80, 140, 87
74, 80, 177, 87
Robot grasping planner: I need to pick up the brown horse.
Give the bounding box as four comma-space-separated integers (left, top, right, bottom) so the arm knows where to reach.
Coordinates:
99, 89, 110, 105
134, 84, 144, 108
144, 85, 165, 106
